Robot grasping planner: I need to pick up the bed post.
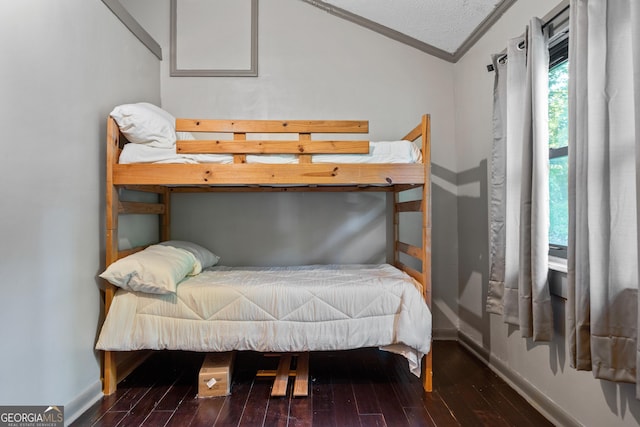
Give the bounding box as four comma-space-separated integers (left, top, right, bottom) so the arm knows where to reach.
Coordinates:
161, 187, 171, 241
394, 114, 432, 392
421, 114, 433, 393
103, 117, 120, 395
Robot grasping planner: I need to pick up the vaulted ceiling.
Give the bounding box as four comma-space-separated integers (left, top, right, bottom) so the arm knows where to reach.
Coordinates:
301, 0, 517, 63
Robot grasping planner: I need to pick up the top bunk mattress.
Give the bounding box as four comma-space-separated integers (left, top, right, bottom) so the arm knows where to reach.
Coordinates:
118, 139, 423, 165
109, 103, 423, 165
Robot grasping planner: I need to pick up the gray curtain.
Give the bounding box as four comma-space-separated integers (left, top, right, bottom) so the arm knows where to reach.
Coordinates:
568, 0, 640, 390
488, 18, 553, 340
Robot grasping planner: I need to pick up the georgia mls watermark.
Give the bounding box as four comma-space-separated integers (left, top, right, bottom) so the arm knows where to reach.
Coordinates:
0, 406, 64, 427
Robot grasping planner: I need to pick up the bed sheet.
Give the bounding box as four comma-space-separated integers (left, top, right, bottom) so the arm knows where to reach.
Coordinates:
118, 140, 422, 164
96, 264, 431, 376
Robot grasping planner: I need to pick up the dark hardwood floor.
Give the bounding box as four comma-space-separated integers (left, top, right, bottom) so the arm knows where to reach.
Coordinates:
72, 341, 552, 426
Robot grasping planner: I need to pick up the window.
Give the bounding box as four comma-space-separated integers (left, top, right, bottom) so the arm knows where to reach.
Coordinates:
548, 36, 569, 258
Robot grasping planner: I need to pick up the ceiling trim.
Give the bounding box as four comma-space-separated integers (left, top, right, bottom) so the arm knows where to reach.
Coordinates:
452, 0, 517, 62
101, 0, 162, 60
300, 0, 518, 64
300, 0, 455, 62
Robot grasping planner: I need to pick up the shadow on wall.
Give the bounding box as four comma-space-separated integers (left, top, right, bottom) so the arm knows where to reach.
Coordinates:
545, 294, 566, 375
601, 378, 640, 423
454, 160, 490, 349
430, 163, 461, 337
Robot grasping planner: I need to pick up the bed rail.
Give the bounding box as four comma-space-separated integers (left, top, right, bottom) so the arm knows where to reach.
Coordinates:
110, 117, 425, 186
175, 118, 369, 134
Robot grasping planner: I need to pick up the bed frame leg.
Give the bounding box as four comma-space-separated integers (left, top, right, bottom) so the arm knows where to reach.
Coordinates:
103, 350, 117, 395
422, 351, 433, 392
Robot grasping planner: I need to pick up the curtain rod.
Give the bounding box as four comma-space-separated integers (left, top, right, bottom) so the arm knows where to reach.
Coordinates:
486, 3, 569, 72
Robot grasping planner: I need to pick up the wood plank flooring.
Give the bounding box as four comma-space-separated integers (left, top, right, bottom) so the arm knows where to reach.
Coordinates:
72, 341, 552, 426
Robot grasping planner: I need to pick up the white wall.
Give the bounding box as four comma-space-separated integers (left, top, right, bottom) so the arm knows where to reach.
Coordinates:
0, 0, 160, 422
125, 0, 460, 334
454, 1, 640, 426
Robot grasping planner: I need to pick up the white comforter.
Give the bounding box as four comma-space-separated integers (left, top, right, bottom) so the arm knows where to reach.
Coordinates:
96, 264, 432, 376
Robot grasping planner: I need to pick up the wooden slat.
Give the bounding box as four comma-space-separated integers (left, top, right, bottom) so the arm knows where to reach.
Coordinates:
113, 163, 425, 186
122, 185, 166, 193
293, 352, 309, 397
256, 370, 297, 377
117, 245, 147, 260
170, 185, 394, 193
258, 353, 308, 397
272, 354, 292, 397
395, 260, 422, 285
176, 140, 370, 155
396, 241, 423, 261
176, 118, 368, 134
402, 122, 423, 142
298, 133, 312, 164
396, 199, 423, 212
118, 201, 165, 215
233, 132, 247, 164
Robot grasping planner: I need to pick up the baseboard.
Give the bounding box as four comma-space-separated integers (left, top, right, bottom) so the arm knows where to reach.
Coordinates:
457, 331, 580, 427
432, 327, 458, 340
64, 351, 152, 425
63, 380, 102, 427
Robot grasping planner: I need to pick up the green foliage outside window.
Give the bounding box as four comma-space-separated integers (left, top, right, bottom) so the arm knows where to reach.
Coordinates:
548, 60, 569, 248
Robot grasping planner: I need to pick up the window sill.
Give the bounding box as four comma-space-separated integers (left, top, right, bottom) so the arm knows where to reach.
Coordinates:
548, 256, 567, 273
548, 256, 568, 299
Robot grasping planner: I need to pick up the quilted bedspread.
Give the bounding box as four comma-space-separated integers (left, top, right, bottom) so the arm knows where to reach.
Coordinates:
96, 264, 432, 376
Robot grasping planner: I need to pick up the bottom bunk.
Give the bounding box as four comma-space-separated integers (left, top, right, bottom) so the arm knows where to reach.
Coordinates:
96, 263, 432, 377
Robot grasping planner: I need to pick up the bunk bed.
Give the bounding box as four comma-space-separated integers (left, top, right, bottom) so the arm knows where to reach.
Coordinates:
96, 104, 433, 397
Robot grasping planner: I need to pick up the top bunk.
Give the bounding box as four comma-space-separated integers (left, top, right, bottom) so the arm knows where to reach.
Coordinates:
106, 103, 431, 189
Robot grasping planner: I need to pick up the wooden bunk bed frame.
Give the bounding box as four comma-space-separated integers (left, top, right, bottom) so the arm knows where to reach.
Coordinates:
102, 114, 432, 396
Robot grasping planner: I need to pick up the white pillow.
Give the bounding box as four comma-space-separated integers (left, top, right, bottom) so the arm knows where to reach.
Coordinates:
110, 103, 176, 148
159, 240, 220, 275
137, 102, 175, 124
99, 245, 197, 294
136, 103, 195, 142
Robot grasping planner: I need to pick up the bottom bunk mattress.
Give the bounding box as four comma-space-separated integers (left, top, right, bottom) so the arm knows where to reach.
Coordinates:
96, 264, 432, 376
